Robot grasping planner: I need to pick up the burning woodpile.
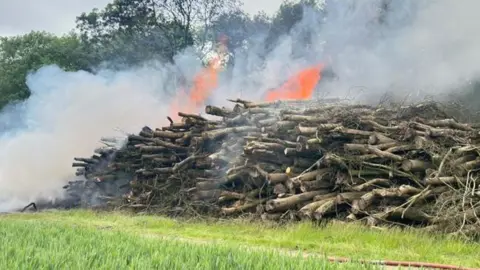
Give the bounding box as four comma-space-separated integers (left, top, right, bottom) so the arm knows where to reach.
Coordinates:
66, 98, 480, 235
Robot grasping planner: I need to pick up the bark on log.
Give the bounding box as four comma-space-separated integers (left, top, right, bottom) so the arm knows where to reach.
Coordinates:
457, 158, 480, 176
416, 118, 473, 131
291, 169, 330, 183
295, 124, 342, 136
273, 183, 287, 195
73, 157, 99, 164
352, 185, 423, 213
367, 145, 403, 161
374, 206, 433, 224
300, 179, 332, 192
401, 160, 434, 172
244, 136, 297, 148
361, 119, 404, 132
350, 178, 391, 191
455, 145, 478, 156
221, 199, 268, 215
332, 127, 373, 137
267, 173, 290, 185
344, 144, 370, 154
205, 105, 235, 118
219, 191, 245, 200
151, 130, 186, 139
368, 133, 395, 145
265, 190, 329, 212
299, 195, 337, 219
262, 121, 297, 133
451, 154, 478, 167
72, 162, 88, 168
425, 176, 467, 186
245, 141, 285, 153
256, 118, 278, 127
250, 149, 293, 165
282, 114, 329, 123
385, 145, 417, 153
296, 136, 323, 146
203, 126, 259, 140
313, 199, 337, 220
335, 192, 366, 204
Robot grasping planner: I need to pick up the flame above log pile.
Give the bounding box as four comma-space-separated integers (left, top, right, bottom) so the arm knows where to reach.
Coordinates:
67, 98, 480, 236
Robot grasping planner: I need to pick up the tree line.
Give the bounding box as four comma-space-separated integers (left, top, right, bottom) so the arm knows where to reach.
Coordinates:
0, 0, 325, 109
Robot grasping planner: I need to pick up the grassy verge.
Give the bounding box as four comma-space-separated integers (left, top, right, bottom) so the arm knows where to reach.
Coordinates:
0, 219, 376, 269
2, 210, 479, 268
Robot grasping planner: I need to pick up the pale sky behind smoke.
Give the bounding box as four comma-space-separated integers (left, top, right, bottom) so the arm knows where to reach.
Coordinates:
0, 0, 284, 36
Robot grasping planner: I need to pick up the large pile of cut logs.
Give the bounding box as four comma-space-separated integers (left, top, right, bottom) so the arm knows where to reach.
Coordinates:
66, 98, 480, 235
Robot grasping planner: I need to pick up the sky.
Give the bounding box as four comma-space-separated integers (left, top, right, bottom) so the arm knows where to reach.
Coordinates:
0, 0, 284, 37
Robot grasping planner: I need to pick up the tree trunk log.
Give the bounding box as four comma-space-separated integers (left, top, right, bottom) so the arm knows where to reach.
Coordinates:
368, 133, 395, 145
401, 159, 433, 172
352, 185, 422, 213
350, 178, 391, 191
203, 126, 259, 140
299, 195, 337, 219
221, 199, 267, 215
265, 190, 329, 212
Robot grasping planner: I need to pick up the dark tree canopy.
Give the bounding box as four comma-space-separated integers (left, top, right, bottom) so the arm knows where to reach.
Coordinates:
0, 31, 91, 108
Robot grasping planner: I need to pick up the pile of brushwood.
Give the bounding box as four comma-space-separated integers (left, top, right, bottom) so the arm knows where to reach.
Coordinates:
67, 98, 480, 236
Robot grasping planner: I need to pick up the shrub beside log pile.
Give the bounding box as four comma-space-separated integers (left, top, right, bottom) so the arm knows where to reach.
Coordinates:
66, 98, 480, 236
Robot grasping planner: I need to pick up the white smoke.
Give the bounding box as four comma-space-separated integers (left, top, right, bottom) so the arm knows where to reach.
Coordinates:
0, 59, 200, 211
1, 0, 479, 211
317, 0, 480, 101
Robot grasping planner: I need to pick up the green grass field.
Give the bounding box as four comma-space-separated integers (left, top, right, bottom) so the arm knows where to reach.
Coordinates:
0, 220, 373, 269
1, 210, 479, 269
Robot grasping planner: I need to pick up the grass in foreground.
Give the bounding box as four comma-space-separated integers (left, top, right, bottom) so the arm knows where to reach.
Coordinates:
0, 220, 376, 269
2, 210, 480, 268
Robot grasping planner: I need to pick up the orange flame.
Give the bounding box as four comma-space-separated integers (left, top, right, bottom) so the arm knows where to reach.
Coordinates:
265, 63, 325, 101
169, 59, 325, 123
168, 57, 220, 121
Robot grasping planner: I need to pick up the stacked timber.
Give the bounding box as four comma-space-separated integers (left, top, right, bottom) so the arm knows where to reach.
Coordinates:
66, 98, 480, 235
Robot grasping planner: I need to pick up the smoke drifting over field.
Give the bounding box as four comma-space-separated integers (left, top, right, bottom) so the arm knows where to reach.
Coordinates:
1, 0, 479, 211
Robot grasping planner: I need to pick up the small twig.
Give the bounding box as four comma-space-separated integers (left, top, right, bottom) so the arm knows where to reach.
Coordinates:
437, 148, 452, 176
297, 156, 325, 178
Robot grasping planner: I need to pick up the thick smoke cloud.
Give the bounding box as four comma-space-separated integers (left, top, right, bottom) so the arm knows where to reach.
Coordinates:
1, 0, 479, 211
317, 0, 480, 102
0, 58, 201, 211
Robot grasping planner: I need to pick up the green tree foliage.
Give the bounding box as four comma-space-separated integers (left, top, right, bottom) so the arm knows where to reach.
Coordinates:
76, 0, 239, 67
0, 31, 91, 108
